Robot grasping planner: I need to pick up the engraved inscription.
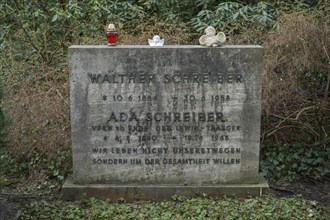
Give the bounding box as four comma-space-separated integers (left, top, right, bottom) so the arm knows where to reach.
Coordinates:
87, 70, 245, 167
70, 46, 263, 184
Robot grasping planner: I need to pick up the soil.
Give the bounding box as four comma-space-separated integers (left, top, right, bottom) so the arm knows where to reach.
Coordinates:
0, 194, 55, 220
0, 178, 329, 220
270, 178, 330, 211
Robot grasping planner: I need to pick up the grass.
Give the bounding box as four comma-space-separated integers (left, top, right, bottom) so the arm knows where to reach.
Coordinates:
16, 195, 327, 220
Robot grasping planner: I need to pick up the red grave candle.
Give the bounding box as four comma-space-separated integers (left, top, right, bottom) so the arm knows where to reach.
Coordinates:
106, 24, 118, 46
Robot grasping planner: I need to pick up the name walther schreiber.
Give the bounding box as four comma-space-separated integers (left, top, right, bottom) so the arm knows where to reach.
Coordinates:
88, 73, 243, 84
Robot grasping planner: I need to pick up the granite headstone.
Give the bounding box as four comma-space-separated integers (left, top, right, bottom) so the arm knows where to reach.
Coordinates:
63, 45, 268, 200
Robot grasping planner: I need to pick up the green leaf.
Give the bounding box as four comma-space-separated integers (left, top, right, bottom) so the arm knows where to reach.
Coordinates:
51, 14, 58, 22
232, 12, 239, 19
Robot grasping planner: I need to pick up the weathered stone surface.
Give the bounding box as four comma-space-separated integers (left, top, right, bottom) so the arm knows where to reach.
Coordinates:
65, 45, 266, 199
63, 175, 269, 201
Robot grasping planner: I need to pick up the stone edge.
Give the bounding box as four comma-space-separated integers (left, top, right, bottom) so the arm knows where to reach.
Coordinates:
62, 175, 269, 201
69, 45, 263, 49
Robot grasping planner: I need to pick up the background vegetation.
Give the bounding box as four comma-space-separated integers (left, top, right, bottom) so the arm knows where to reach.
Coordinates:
0, 0, 329, 218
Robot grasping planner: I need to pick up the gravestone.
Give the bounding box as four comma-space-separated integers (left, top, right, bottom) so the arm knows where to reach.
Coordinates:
63, 45, 268, 200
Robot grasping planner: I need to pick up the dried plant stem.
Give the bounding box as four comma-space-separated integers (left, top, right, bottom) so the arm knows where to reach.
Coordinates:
321, 19, 330, 103
322, 41, 330, 102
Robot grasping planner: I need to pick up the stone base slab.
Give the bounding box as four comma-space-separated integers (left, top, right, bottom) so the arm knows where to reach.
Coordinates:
62, 176, 269, 201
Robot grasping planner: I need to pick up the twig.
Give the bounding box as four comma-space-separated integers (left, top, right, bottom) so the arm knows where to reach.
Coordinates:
270, 106, 317, 130
321, 21, 330, 103
295, 106, 317, 120
267, 125, 301, 137
269, 186, 295, 195
56, 89, 69, 106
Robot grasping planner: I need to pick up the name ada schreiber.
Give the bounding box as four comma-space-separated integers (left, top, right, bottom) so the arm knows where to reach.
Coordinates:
107, 111, 226, 123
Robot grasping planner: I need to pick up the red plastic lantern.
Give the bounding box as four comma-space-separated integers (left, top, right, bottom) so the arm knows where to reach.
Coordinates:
106, 24, 118, 46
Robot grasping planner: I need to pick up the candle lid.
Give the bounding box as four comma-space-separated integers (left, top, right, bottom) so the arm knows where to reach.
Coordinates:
107, 23, 116, 32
